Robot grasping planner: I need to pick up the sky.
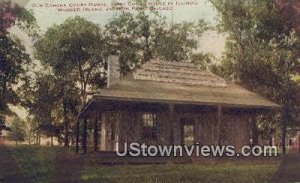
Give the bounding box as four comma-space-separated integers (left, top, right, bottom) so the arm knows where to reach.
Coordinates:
9, 0, 226, 120
26, 0, 218, 29
12, 0, 226, 58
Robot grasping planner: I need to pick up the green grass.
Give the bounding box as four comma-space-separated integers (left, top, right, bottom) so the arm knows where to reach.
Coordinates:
3, 145, 280, 183
81, 163, 279, 183
7, 145, 61, 183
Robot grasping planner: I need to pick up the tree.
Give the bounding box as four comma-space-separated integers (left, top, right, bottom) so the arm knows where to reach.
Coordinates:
24, 72, 80, 147
7, 117, 26, 144
35, 17, 106, 149
0, 0, 36, 134
105, 11, 209, 74
51, 77, 80, 147
27, 74, 58, 146
209, 0, 300, 154
35, 17, 107, 104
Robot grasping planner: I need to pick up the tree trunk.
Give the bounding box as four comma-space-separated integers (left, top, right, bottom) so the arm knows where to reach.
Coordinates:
51, 135, 53, 147
269, 137, 273, 146
63, 101, 69, 147
76, 118, 80, 153
281, 104, 289, 155
83, 118, 87, 154
28, 131, 31, 145
298, 131, 300, 153
281, 124, 287, 155
94, 116, 99, 152
36, 132, 40, 145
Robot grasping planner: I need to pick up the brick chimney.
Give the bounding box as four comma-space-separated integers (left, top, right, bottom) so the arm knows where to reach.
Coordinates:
107, 55, 120, 88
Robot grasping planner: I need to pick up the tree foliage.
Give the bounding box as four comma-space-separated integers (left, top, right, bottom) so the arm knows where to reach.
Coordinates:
0, 0, 36, 133
7, 116, 26, 144
35, 17, 107, 101
25, 73, 80, 146
209, 0, 300, 149
105, 11, 209, 74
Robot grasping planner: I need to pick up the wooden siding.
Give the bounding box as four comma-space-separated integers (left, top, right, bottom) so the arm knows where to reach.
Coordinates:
98, 104, 253, 152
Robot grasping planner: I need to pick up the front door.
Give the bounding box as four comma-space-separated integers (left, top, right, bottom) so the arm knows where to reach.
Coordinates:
180, 117, 195, 146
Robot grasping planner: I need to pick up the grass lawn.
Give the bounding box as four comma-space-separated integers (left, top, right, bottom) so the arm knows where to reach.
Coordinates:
7, 144, 61, 183
3, 145, 280, 183
81, 163, 279, 183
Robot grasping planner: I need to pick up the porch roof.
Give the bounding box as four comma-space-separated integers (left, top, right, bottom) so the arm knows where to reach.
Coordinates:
82, 60, 279, 114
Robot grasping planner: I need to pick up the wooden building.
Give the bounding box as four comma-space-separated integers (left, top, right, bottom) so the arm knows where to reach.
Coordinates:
78, 56, 279, 154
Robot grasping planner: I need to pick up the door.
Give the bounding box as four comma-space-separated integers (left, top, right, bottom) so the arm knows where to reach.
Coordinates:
180, 117, 195, 146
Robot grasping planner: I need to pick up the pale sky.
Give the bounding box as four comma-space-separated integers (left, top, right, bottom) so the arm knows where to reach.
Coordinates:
26, 0, 218, 29
13, 0, 225, 58
9, 0, 226, 120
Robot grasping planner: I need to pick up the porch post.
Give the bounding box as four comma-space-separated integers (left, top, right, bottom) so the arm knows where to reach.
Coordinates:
100, 113, 106, 151
94, 115, 99, 152
217, 105, 223, 145
82, 117, 88, 154
75, 118, 80, 154
251, 114, 259, 146
169, 104, 177, 145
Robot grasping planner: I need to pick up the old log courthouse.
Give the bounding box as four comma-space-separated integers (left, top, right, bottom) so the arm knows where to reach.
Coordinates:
77, 56, 279, 161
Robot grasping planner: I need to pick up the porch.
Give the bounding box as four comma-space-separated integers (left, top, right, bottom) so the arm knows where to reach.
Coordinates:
76, 98, 268, 155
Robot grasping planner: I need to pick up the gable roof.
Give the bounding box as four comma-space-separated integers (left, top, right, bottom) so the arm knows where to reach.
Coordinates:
89, 60, 279, 109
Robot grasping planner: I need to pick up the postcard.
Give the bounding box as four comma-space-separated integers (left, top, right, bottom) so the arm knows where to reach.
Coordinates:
0, 0, 299, 182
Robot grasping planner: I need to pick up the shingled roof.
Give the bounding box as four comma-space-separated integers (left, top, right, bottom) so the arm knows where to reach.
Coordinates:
89, 60, 279, 109
133, 60, 227, 87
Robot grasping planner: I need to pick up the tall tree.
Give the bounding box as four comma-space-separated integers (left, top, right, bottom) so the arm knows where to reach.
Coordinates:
34, 17, 106, 150
51, 77, 80, 147
0, 1, 36, 134
209, 0, 300, 154
27, 74, 58, 146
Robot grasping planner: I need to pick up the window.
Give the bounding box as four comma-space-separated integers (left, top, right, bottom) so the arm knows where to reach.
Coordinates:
142, 113, 158, 141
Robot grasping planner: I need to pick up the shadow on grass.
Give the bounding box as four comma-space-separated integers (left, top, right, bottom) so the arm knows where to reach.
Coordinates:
7, 144, 61, 183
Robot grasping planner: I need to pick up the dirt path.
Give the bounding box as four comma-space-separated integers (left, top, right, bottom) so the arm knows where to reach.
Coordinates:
51, 150, 85, 183
0, 141, 29, 183
271, 146, 300, 183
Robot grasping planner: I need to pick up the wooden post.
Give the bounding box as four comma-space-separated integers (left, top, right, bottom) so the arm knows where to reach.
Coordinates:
217, 105, 223, 145
82, 117, 88, 154
194, 116, 200, 145
100, 113, 106, 151
251, 115, 259, 146
169, 104, 176, 145
94, 115, 99, 152
75, 118, 80, 153
115, 112, 120, 152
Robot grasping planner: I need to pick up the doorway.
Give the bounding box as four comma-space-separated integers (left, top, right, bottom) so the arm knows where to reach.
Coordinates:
180, 117, 195, 146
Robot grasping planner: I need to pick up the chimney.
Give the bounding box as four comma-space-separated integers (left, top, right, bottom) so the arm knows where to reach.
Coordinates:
107, 55, 120, 88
